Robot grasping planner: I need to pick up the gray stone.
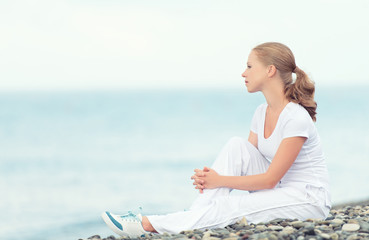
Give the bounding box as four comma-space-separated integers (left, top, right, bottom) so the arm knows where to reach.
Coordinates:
255, 225, 267, 231
291, 221, 305, 229
269, 218, 284, 225
202, 231, 213, 239
346, 234, 360, 240
348, 219, 359, 224
303, 223, 315, 235
317, 225, 333, 232
320, 233, 331, 239
212, 229, 230, 237
326, 214, 334, 220
330, 233, 339, 240
267, 225, 284, 231
88, 235, 102, 240
329, 219, 344, 228
304, 222, 315, 228
282, 226, 295, 234
103, 236, 116, 240
192, 235, 202, 240
280, 221, 290, 227
201, 237, 220, 240
266, 233, 278, 240
358, 220, 369, 233
173, 234, 187, 239
342, 223, 360, 232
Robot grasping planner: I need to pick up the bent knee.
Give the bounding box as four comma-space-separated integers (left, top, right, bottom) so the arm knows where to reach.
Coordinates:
227, 136, 245, 145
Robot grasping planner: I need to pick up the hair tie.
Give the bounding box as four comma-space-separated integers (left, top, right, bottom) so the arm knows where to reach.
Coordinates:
293, 66, 299, 73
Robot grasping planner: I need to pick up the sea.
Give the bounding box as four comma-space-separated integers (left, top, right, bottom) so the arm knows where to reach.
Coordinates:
0, 85, 368, 240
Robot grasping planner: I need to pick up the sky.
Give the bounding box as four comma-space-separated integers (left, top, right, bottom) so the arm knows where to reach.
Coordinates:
1, 0, 368, 91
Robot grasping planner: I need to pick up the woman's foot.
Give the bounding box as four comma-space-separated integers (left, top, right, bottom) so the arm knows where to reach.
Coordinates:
101, 211, 151, 237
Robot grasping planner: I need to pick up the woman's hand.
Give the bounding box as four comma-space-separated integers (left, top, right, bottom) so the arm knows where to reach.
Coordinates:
191, 167, 221, 193
191, 168, 206, 193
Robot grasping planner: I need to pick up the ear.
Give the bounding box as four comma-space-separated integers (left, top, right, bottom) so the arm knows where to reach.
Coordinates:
267, 65, 277, 77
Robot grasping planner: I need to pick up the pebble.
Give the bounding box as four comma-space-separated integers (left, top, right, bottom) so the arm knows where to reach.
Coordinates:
320, 233, 330, 239
342, 223, 360, 232
267, 225, 283, 231
330, 232, 339, 240
358, 220, 369, 233
83, 202, 369, 240
281, 226, 295, 234
291, 220, 305, 229
255, 225, 266, 231
330, 218, 344, 228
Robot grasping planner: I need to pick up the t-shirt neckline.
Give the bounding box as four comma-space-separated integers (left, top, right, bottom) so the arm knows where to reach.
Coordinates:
262, 102, 292, 140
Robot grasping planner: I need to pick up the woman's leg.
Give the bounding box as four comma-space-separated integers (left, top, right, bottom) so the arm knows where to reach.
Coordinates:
145, 185, 322, 234
189, 136, 271, 210
146, 136, 274, 233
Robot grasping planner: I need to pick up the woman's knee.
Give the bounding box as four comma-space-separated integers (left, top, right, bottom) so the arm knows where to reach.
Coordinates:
227, 136, 245, 145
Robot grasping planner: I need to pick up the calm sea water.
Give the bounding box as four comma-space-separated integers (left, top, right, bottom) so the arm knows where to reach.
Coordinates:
1, 86, 368, 240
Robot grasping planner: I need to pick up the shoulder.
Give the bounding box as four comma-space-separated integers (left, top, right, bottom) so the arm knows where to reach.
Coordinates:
280, 102, 315, 139
252, 103, 267, 120
254, 103, 267, 114
284, 102, 312, 124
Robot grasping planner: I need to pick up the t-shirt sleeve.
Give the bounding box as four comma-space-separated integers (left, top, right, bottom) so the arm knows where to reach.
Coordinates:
282, 115, 310, 139
250, 104, 262, 134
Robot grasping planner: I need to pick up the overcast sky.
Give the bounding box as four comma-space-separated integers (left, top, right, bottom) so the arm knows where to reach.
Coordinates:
1, 0, 368, 91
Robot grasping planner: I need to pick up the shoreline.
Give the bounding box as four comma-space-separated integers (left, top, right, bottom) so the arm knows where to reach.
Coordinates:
82, 199, 369, 240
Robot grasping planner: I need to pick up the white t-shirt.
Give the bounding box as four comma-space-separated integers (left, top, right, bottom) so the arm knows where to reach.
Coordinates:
250, 102, 331, 208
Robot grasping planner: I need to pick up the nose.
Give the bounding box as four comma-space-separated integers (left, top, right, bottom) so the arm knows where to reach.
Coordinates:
241, 69, 247, 78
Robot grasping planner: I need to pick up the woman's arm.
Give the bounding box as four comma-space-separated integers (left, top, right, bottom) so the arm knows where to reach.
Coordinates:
248, 131, 258, 148
195, 136, 307, 191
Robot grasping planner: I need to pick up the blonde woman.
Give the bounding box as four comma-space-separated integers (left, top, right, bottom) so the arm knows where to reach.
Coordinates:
102, 42, 331, 237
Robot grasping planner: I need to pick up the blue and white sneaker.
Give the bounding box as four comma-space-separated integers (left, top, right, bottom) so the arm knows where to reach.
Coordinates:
101, 211, 149, 237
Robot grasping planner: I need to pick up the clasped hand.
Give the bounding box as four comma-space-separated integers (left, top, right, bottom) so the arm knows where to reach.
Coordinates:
190, 166, 221, 193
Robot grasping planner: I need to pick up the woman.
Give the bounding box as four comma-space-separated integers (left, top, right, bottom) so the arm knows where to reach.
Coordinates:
101, 42, 331, 237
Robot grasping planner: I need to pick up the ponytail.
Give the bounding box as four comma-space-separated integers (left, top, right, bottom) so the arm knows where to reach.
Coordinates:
284, 66, 317, 122
252, 42, 318, 122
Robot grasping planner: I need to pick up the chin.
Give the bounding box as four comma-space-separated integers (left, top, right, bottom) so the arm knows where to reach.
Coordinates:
246, 87, 256, 93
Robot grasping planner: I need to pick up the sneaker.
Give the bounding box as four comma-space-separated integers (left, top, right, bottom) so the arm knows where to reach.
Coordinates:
101, 211, 149, 237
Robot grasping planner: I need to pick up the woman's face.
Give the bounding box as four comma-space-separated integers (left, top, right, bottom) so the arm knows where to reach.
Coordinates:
241, 51, 268, 93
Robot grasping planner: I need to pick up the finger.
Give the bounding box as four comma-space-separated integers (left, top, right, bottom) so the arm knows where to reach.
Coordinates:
196, 183, 203, 189
194, 179, 204, 184
195, 172, 204, 177
203, 166, 210, 172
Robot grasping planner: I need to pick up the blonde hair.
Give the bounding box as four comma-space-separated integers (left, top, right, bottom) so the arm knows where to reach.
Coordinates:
252, 42, 317, 122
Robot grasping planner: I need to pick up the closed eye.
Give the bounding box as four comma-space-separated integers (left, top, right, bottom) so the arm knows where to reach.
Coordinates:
247, 65, 251, 68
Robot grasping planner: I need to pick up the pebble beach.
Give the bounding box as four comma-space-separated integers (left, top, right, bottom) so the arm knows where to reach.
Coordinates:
82, 200, 369, 240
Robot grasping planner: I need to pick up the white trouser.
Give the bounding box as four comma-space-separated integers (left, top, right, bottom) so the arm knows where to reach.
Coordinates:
147, 136, 329, 234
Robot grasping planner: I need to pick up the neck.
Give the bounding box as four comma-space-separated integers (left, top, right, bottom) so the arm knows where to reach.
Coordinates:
262, 78, 289, 111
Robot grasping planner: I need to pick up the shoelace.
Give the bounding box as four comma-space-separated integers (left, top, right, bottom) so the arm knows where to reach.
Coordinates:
119, 207, 143, 222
